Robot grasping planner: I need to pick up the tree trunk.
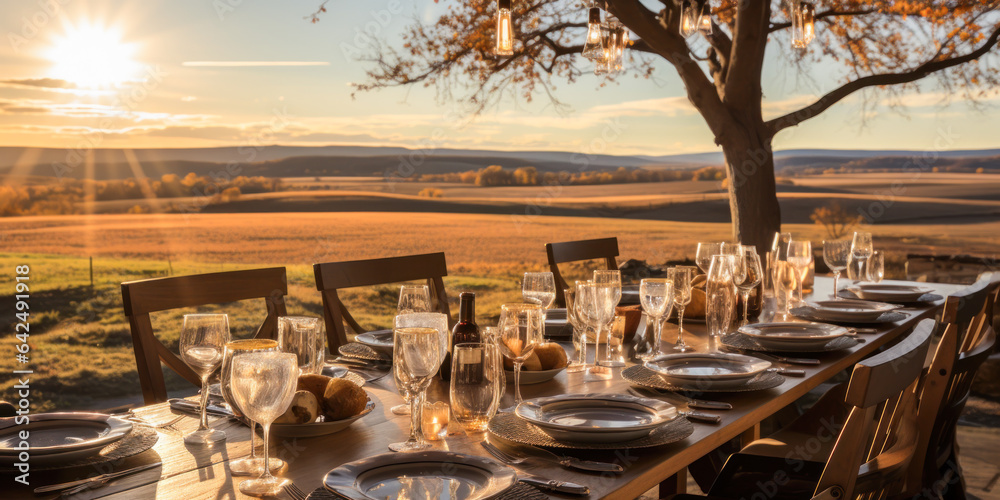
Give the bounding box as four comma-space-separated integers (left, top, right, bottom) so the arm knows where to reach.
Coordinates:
720, 126, 781, 255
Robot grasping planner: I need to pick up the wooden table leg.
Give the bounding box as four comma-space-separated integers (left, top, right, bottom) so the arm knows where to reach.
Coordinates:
658, 468, 688, 497
740, 423, 760, 448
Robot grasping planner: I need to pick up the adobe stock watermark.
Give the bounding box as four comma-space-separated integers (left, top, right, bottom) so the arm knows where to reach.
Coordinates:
7, 0, 72, 52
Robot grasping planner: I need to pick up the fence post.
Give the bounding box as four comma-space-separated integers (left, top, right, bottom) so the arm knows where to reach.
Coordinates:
89, 256, 94, 288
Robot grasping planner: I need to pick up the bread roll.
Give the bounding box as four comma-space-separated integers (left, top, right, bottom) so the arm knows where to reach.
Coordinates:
534, 343, 568, 370
274, 390, 319, 424
297, 373, 332, 401
321, 378, 368, 421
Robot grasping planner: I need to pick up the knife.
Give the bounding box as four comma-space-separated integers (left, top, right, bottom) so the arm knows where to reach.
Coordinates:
521, 476, 590, 495
772, 367, 806, 377
34, 462, 162, 494
628, 388, 722, 424
637, 387, 733, 410
725, 347, 820, 366
515, 442, 624, 473
168, 398, 235, 418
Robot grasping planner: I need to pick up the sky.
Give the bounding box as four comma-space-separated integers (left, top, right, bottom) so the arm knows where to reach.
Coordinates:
0, 0, 997, 157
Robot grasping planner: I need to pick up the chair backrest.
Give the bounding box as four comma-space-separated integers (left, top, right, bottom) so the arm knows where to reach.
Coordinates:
121, 267, 288, 404
812, 318, 935, 500
313, 252, 452, 350
545, 237, 619, 307
940, 274, 1000, 349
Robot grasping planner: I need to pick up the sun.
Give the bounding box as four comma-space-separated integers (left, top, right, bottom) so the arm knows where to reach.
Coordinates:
46, 23, 141, 88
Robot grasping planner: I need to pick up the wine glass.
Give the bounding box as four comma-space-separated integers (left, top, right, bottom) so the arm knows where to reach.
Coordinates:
564, 282, 589, 372
496, 303, 543, 410
736, 246, 763, 326
398, 285, 431, 314
849, 231, 873, 283
822, 240, 851, 299
668, 267, 695, 352
774, 261, 799, 320
277, 316, 324, 375
787, 240, 813, 306
638, 278, 673, 360
722, 243, 746, 328
696, 242, 724, 274
450, 342, 500, 435
593, 270, 622, 367
480, 326, 506, 412
389, 327, 444, 452
230, 351, 299, 497
767, 232, 793, 296
572, 281, 601, 370
522, 272, 556, 310
390, 313, 449, 415
221, 339, 285, 476
866, 251, 885, 283
180, 313, 230, 446
706, 255, 736, 353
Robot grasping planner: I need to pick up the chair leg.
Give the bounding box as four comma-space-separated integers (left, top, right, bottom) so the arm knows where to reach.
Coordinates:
659, 468, 688, 497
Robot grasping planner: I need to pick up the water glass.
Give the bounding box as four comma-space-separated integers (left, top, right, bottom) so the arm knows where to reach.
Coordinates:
480, 327, 506, 411
735, 247, 763, 326
823, 240, 851, 299
774, 260, 799, 319
668, 267, 695, 352
706, 255, 736, 353
450, 342, 501, 434
522, 272, 556, 309
767, 232, 793, 295
180, 313, 230, 446
866, 251, 885, 283
389, 327, 444, 452
849, 231, 873, 281
564, 284, 587, 372
572, 281, 601, 370
230, 351, 299, 497
496, 303, 543, 410
398, 284, 431, 314
391, 313, 449, 416
787, 240, 813, 305
593, 270, 622, 367
638, 278, 673, 360
221, 339, 283, 476
277, 316, 324, 374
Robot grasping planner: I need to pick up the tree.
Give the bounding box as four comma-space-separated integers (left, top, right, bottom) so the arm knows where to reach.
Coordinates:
810, 201, 862, 239
313, 0, 1000, 250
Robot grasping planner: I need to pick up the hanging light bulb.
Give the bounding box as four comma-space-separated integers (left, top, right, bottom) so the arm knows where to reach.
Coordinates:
698, 1, 712, 34
496, 0, 514, 56
791, 1, 816, 49
680, 0, 699, 38
594, 19, 613, 75
613, 25, 627, 73
582, 3, 604, 61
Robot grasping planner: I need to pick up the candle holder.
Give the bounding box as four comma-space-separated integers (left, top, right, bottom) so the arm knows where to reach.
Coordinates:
421, 401, 449, 441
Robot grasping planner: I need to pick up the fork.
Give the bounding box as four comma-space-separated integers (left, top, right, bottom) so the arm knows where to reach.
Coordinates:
283, 482, 308, 500
480, 440, 623, 472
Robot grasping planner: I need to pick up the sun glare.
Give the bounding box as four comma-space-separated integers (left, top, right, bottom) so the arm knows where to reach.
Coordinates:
47, 23, 141, 88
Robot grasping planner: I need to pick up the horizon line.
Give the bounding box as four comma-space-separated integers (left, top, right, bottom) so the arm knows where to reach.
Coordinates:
181, 61, 331, 67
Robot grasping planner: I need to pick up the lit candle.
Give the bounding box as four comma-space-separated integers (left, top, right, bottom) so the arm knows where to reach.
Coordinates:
421, 401, 449, 441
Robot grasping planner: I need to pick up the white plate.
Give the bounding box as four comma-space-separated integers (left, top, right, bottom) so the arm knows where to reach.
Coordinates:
324, 450, 517, 500
504, 367, 564, 384
355, 329, 393, 356
644, 353, 771, 389
271, 392, 375, 438
739, 322, 849, 350
0, 413, 132, 456
515, 393, 676, 443
803, 299, 899, 322
850, 283, 932, 302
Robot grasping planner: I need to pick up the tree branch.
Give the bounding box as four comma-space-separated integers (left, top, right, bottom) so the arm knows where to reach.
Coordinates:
766, 23, 1000, 135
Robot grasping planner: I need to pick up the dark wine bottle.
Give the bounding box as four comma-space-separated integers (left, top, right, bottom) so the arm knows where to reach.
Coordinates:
439, 292, 480, 380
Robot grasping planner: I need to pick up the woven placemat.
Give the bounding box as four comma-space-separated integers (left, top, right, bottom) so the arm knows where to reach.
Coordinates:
307, 481, 547, 500
838, 289, 943, 304
622, 364, 785, 393
339, 342, 390, 362
487, 411, 693, 450
789, 306, 907, 325
721, 332, 860, 353
1, 425, 160, 473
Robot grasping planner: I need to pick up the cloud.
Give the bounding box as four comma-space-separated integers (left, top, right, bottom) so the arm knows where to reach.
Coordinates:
1, 78, 78, 89
181, 61, 330, 67
590, 97, 697, 118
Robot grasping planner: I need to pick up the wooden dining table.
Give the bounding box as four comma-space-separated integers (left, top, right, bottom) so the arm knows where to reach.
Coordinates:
5, 277, 964, 500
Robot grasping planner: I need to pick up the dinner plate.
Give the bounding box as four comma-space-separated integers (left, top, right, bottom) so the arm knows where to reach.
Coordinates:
849, 283, 933, 303
514, 393, 677, 443
324, 450, 517, 500
504, 366, 564, 384
0, 413, 132, 457
355, 329, 394, 356
644, 353, 771, 389
802, 299, 900, 322
738, 322, 850, 350
271, 392, 375, 438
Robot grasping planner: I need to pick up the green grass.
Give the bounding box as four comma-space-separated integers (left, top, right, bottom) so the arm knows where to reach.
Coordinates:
0, 253, 520, 411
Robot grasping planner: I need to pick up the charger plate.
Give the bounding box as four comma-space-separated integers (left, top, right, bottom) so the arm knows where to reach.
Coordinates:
488, 411, 693, 450
721, 332, 860, 353
623, 364, 785, 393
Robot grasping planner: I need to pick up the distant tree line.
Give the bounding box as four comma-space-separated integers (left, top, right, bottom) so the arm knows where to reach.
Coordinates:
417, 165, 726, 187
0, 173, 282, 217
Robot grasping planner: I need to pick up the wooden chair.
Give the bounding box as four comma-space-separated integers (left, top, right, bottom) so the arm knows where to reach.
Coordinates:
671, 319, 936, 500
121, 267, 288, 404
939, 273, 1000, 350
545, 237, 619, 307
314, 253, 452, 351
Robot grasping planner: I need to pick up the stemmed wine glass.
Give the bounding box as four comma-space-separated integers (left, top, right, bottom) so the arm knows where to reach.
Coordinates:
722, 243, 745, 328
277, 316, 324, 375
787, 240, 813, 306
849, 231, 873, 283
522, 272, 556, 310
822, 240, 851, 299
480, 327, 506, 412
496, 303, 543, 410
389, 327, 444, 452
736, 246, 763, 326
572, 281, 602, 371
768, 232, 793, 296
450, 342, 501, 436
398, 285, 431, 314
669, 267, 695, 352
706, 255, 736, 353
180, 313, 231, 446
866, 251, 885, 283
230, 351, 299, 496
221, 339, 284, 476
774, 260, 799, 320
390, 313, 449, 416
565, 281, 590, 372
638, 278, 673, 360
593, 270, 622, 367
696, 242, 724, 274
